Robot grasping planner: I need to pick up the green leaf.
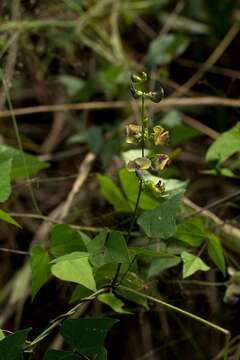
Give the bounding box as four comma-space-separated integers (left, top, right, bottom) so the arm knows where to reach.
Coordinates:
0, 328, 30, 360
97, 174, 131, 212
0, 145, 49, 180
147, 33, 190, 66
181, 251, 210, 278
30, 246, 50, 299
175, 218, 205, 247
161, 110, 200, 146
60, 318, 118, 357
51, 252, 96, 291
206, 123, 240, 165
97, 293, 132, 314
50, 224, 89, 257
148, 257, 181, 278
0, 209, 21, 228
137, 194, 182, 238
119, 168, 159, 210
43, 350, 80, 360
0, 160, 12, 202
116, 272, 149, 309
70, 284, 93, 303
207, 233, 226, 275
88, 231, 130, 269
0, 330, 5, 341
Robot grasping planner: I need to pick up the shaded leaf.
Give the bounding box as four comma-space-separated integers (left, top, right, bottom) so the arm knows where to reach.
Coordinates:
147, 33, 190, 66
43, 350, 79, 360
88, 231, 130, 269
50, 224, 89, 257
0, 328, 30, 360
60, 318, 118, 357
0, 160, 12, 202
148, 257, 181, 278
137, 194, 182, 238
175, 218, 205, 247
30, 246, 50, 299
207, 233, 225, 275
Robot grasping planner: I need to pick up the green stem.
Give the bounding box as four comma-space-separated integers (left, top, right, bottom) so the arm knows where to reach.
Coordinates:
112, 95, 145, 285
119, 285, 231, 359
25, 289, 105, 350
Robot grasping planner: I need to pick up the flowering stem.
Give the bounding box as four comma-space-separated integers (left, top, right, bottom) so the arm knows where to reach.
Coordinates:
112, 95, 145, 286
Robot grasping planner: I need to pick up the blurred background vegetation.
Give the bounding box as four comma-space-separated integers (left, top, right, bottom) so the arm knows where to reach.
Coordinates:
2, 0, 240, 359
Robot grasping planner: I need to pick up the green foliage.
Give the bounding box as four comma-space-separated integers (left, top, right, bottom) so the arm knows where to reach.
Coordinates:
88, 231, 130, 269
51, 252, 96, 291
148, 257, 181, 278
30, 246, 50, 299
0, 145, 49, 179
206, 123, 240, 166
207, 233, 226, 275
43, 351, 80, 360
97, 174, 132, 212
0, 328, 30, 360
147, 33, 190, 66
60, 318, 118, 358
0, 159, 12, 202
181, 251, 210, 278
161, 110, 200, 146
50, 224, 89, 257
98, 293, 131, 314
0, 209, 21, 228
175, 218, 205, 247
137, 194, 182, 238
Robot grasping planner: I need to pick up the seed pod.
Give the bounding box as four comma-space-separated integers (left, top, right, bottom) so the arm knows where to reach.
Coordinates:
154, 154, 170, 171
153, 126, 169, 146
147, 87, 164, 103
125, 124, 142, 144
130, 83, 144, 99
131, 72, 148, 83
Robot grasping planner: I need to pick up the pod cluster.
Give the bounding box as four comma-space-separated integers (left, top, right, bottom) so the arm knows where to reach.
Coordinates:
126, 72, 170, 196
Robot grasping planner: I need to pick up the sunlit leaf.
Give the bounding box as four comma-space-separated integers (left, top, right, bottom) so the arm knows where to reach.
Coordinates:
0, 209, 21, 228
181, 251, 210, 278
51, 252, 96, 291
97, 174, 132, 212
206, 122, 240, 165
98, 293, 132, 314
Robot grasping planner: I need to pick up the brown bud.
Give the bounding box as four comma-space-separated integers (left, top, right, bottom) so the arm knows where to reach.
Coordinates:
125, 124, 142, 144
